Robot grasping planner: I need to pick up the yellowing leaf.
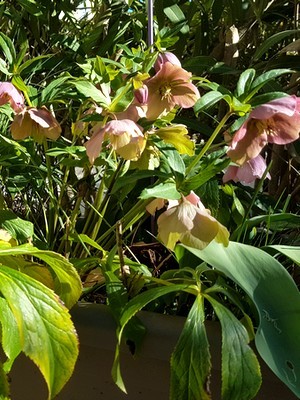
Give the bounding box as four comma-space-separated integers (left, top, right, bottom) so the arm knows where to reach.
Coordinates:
156, 125, 195, 156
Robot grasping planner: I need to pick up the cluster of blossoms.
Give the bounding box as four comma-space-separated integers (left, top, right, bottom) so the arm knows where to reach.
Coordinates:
224, 95, 300, 185
2, 52, 299, 252
0, 82, 61, 143
84, 52, 200, 164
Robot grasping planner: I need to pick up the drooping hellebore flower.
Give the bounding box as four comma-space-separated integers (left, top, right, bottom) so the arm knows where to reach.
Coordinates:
0, 82, 24, 113
144, 62, 200, 120
85, 119, 146, 164
154, 52, 182, 72
223, 154, 271, 185
148, 192, 229, 251
227, 96, 300, 165
11, 106, 61, 143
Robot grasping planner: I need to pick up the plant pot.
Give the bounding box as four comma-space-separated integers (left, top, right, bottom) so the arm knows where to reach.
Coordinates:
9, 302, 298, 399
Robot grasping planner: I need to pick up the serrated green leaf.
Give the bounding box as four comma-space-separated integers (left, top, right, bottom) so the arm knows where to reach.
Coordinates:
0, 297, 22, 373
73, 80, 110, 107
0, 244, 82, 309
182, 241, 300, 397
170, 295, 211, 400
207, 296, 261, 400
0, 210, 34, 242
139, 182, 181, 200
0, 266, 78, 399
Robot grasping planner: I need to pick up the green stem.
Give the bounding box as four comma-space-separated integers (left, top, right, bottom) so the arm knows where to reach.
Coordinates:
43, 140, 56, 248
186, 111, 232, 176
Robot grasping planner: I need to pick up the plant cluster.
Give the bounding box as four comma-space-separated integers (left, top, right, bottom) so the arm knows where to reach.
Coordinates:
0, 1, 299, 400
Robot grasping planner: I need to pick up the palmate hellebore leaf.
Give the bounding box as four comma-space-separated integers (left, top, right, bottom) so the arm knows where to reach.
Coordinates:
0, 265, 79, 400
170, 295, 212, 400
181, 241, 300, 398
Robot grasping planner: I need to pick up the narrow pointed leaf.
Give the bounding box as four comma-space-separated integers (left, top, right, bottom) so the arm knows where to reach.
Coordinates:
170, 295, 211, 400
207, 296, 261, 400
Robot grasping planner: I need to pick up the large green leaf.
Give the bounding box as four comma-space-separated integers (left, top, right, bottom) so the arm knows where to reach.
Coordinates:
112, 284, 191, 392
0, 244, 82, 309
181, 241, 300, 397
0, 266, 78, 399
263, 245, 300, 266
253, 30, 299, 61
207, 296, 261, 400
170, 295, 211, 400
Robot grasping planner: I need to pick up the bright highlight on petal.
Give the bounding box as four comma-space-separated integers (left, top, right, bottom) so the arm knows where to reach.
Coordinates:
85, 119, 146, 164
156, 192, 229, 251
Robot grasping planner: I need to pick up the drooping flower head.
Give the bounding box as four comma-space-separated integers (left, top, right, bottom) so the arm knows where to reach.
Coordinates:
223, 154, 271, 185
144, 62, 200, 120
154, 52, 182, 72
0, 82, 25, 113
227, 96, 300, 165
11, 106, 61, 143
147, 192, 229, 251
85, 119, 146, 164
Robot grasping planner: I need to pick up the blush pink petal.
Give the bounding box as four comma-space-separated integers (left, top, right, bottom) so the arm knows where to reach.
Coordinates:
85, 128, 105, 164
154, 52, 181, 72
228, 95, 300, 165
0, 82, 24, 112
223, 155, 270, 184
11, 106, 61, 142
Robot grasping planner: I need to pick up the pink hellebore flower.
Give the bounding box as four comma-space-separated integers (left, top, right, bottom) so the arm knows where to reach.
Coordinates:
0, 82, 24, 113
148, 192, 229, 251
227, 96, 300, 165
223, 154, 271, 185
85, 119, 146, 164
144, 62, 200, 120
154, 52, 182, 72
11, 106, 61, 143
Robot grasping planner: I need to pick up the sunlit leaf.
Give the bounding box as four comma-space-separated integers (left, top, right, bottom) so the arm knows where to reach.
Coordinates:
170, 295, 211, 400
0, 266, 78, 399
181, 241, 300, 397
207, 296, 261, 400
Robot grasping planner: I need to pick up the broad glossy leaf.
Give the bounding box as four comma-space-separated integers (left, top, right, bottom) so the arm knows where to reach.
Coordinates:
181, 241, 300, 397
0, 244, 82, 308
0, 210, 33, 242
0, 266, 78, 399
194, 91, 224, 115
247, 69, 291, 100
235, 69, 256, 98
207, 296, 261, 400
170, 295, 211, 400
263, 245, 300, 266
246, 213, 300, 231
